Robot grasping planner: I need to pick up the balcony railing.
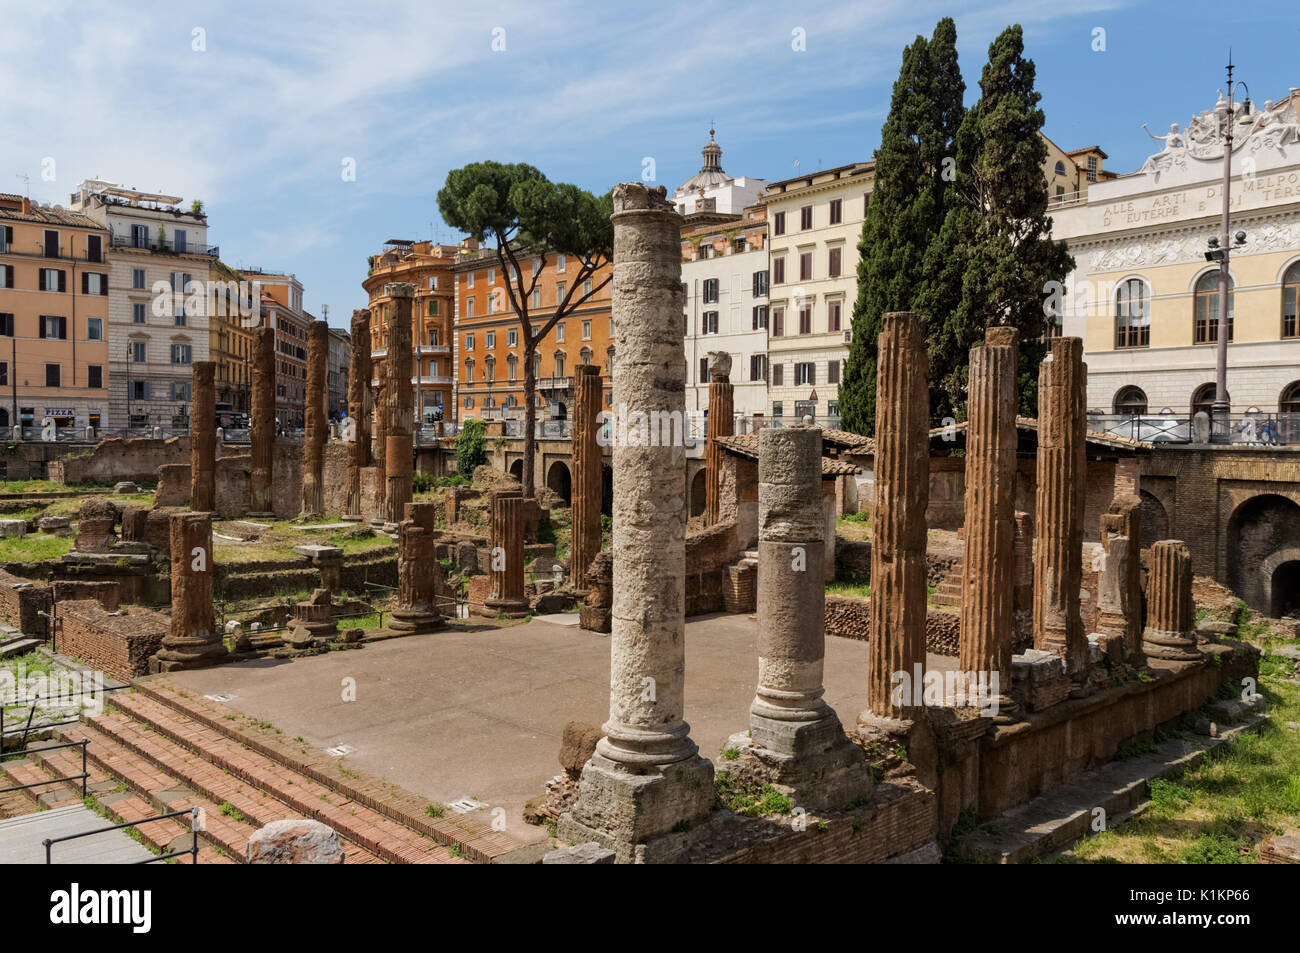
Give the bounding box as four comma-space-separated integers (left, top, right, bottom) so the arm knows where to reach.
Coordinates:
1087, 412, 1300, 446
536, 376, 572, 391
109, 233, 219, 257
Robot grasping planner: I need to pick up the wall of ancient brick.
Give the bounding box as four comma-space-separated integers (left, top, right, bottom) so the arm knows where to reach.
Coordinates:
0, 568, 50, 638
824, 595, 960, 656
54, 436, 190, 485
685, 520, 739, 617
57, 600, 167, 680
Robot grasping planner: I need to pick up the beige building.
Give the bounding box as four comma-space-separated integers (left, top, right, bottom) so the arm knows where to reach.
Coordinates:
1052, 89, 1300, 437
764, 161, 874, 426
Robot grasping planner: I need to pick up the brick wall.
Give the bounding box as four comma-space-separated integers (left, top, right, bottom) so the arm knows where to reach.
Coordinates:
685, 521, 739, 617
0, 568, 50, 638
57, 600, 167, 680
824, 595, 960, 656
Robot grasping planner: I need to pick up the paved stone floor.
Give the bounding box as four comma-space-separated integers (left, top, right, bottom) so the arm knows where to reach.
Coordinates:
166, 614, 934, 846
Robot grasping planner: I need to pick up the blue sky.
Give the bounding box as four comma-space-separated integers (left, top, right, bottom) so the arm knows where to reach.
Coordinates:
4, 0, 1298, 328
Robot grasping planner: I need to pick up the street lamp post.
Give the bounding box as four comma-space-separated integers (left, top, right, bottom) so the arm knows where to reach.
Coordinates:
1208, 55, 1251, 444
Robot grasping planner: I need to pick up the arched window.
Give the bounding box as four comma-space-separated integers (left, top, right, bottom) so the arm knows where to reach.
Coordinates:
1282, 262, 1300, 338
1194, 271, 1234, 344
1054, 160, 1066, 176
580, 346, 593, 365
553, 350, 566, 378
1113, 385, 1148, 416
606, 345, 615, 377
1115, 278, 1149, 348
484, 356, 495, 383
1191, 382, 1225, 417
506, 354, 517, 381
464, 357, 474, 383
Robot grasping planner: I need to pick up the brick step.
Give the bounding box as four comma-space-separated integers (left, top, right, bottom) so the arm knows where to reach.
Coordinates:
19, 743, 233, 864
104, 692, 467, 864
0, 757, 81, 813
133, 680, 518, 862
65, 717, 383, 865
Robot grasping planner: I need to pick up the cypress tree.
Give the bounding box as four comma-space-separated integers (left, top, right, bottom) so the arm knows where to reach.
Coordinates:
926, 25, 1074, 421
840, 19, 964, 435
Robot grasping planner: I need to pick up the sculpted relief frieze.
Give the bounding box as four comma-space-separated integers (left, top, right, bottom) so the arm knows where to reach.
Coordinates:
1088, 219, 1300, 271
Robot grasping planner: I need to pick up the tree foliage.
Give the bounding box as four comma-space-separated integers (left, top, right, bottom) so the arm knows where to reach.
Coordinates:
455, 417, 487, 476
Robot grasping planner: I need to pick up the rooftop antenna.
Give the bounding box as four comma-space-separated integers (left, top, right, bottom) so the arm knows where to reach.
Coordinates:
14, 173, 30, 198
321, 304, 329, 323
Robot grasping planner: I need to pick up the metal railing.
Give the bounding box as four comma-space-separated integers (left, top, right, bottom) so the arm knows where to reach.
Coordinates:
109, 233, 219, 257
0, 738, 89, 801
1087, 412, 1300, 446
44, 805, 201, 864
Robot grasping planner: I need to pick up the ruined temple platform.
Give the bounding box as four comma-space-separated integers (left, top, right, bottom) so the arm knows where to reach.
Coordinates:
153, 614, 941, 847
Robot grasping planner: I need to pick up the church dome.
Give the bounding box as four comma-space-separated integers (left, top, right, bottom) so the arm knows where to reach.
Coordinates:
676, 128, 732, 194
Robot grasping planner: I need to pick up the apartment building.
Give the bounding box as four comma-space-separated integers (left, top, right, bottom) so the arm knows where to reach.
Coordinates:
208, 258, 255, 414
363, 240, 458, 425
327, 325, 350, 420
764, 161, 875, 425
70, 180, 213, 428
0, 194, 110, 432
453, 240, 613, 424
240, 270, 308, 430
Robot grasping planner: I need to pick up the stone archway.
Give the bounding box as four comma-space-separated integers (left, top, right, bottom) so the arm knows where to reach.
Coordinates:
1227, 495, 1300, 613
689, 468, 706, 518
1261, 548, 1300, 618
509, 458, 523, 482
546, 460, 572, 506
1138, 489, 1169, 544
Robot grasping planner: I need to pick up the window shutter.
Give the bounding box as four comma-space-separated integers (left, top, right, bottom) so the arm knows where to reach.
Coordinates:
60, 316, 68, 339
101, 275, 108, 296
58, 271, 66, 293
82, 272, 89, 294
38, 318, 46, 339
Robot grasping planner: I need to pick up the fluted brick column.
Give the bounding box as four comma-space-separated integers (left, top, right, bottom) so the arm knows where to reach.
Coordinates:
1142, 539, 1200, 660
155, 512, 226, 670
249, 326, 276, 515
372, 379, 387, 523
570, 364, 603, 589
1099, 494, 1144, 662
958, 327, 1019, 720
382, 284, 414, 525
190, 361, 216, 512
301, 319, 328, 517
562, 183, 713, 862
863, 312, 930, 721
1034, 336, 1089, 676
389, 501, 445, 633
705, 372, 734, 526
345, 309, 372, 518
485, 495, 529, 617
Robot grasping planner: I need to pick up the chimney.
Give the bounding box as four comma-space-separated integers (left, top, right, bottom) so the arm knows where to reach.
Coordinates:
20, 197, 31, 215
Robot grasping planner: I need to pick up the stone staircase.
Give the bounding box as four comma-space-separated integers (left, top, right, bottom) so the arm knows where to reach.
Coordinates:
0, 625, 42, 659
930, 558, 964, 608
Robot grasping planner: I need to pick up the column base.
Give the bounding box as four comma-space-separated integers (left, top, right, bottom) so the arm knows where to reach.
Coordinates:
856, 709, 939, 789
727, 710, 873, 812
152, 637, 228, 672
558, 751, 715, 863
386, 610, 444, 635
1142, 626, 1201, 661
484, 596, 531, 618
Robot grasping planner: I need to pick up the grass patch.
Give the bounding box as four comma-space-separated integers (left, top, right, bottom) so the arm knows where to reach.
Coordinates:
825, 581, 870, 599
0, 534, 72, 563
715, 774, 792, 817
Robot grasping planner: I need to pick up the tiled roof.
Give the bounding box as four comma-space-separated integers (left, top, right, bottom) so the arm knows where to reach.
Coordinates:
716, 431, 861, 476
926, 416, 1152, 452
0, 199, 104, 229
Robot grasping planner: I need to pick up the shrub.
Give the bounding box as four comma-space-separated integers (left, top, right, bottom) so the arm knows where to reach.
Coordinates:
456, 419, 487, 476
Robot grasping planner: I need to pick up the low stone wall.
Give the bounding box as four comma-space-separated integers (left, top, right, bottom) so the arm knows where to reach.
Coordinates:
214, 550, 397, 601
0, 568, 50, 638
685, 521, 739, 617
151, 441, 303, 519
53, 436, 189, 486
57, 600, 167, 680
824, 595, 960, 656
52, 580, 120, 612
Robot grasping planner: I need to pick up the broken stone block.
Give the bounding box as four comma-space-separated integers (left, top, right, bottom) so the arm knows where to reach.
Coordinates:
113, 481, 140, 495
0, 519, 26, 538
285, 625, 315, 649
541, 842, 615, 865
246, 819, 344, 864
558, 721, 601, 780
36, 516, 71, 536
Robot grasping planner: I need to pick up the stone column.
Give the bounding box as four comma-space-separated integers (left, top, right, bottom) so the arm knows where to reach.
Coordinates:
704, 365, 734, 526
958, 327, 1019, 721
863, 312, 930, 722
301, 319, 328, 517
155, 512, 226, 670
388, 501, 445, 633
382, 284, 415, 526
485, 495, 529, 617
570, 364, 603, 589
1012, 510, 1035, 653
345, 309, 372, 519
249, 326, 276, 515
1099, 494, 1144, 662
562, 183, 713, 862
1034, 336, 1090, 676
742, 425, 869, 809
371, 380, 387, 524
1142, 540, 1200, 660
190, 361, 216, 512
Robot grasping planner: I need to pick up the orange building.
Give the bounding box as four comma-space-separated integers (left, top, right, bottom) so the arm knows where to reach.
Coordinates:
0, 193, 110, 433
363, 240, 458, 425
452, 240, 613, 424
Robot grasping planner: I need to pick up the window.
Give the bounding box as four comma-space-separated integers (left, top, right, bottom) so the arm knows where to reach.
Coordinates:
703, 311, 718, 335
828, 299, 842, 332
507, 328, 517, 347
171, 343, 193, 365
487, 268, 495, 285
531, 286, 541, 308
171, 381, 191, 401
1054, 160, 1066, 176
752, 305, 768, 330
795, 362, 815, 385
507, 355, 517, 380
1191, 382, 1223, 417
174, 307, 187, 327
829, 198, 842, 224
465, 359, 474, 383
532, 259, 542, 277
40, 268, 65, 292
465, 333, 474, 351
556, 323, 566, 344
699, 357, 710, 383
1115, 278, 1150, 348
130, 380, 150, 400
86, 234, 102, 262
772, 307, 784, 337
800, 205, 813, 230
580, 346, 592, 365
1086, 155, 1098, 182
0, 314, 12, 336
485, 330, 495, 348
799, 252, 812, 281
39, 315, 68, 340
798, 305, 812, 335
555, 281, 566, 305
583, 277, 593, 297
556, 253, 566, 273
1282, 262, 1300, 338
698, 242, 712, 260
428, 299, 439, 317
1194, 272, 1233, 344
0, 225, 8, 253
87, 317, 103, 341
703, 278, 719, 303
464, 395, 474, 408
774, 211, 786, 235
0, 265, 11, 288
554, 353, 565, 377
86, 364, 103, 389
45, 364, 60, 387
753, 270, 769, 297
827, 360, 841, 384
133, 303, 146, 324
750, 354, 768, 382
582, 319, 591, 340
828, 247, 842, 278
130, 224, 148, 248
772, 364, 783, 386
467, 271, 475, 289
428, 276, 438, 291
130, 341, 146, 363
1113, 385, 1147, 416
1281, 381, 1300, 415
44, 229, 59, 257
0, 362, 6, 386
485, 358, 495, 382
773, 258, 785, 285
